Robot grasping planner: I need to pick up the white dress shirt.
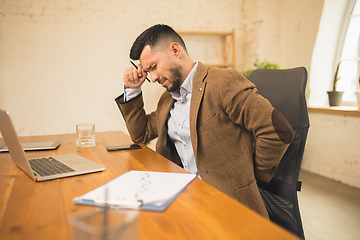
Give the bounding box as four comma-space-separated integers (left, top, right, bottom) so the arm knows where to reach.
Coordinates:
168, 62, 199, 176
124, 62, 200, 177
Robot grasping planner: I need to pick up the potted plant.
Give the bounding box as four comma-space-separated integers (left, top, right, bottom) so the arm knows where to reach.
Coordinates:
327, 61, 344, 106
242, 58, 282, 78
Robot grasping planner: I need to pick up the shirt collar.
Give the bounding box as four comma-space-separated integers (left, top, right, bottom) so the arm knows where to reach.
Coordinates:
171, 62, 198, 101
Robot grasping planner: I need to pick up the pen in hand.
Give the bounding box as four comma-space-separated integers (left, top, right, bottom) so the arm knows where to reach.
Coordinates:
130, 60, 151, 82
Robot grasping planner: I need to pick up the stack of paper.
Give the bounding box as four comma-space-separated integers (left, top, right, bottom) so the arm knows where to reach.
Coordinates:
73, 171, 196, 211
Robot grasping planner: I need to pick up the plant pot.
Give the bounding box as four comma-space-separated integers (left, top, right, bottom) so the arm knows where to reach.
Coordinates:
355, 91, 360, 109
327, 91, 344, 106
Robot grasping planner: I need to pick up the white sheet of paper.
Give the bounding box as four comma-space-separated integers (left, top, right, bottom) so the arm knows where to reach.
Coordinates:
75, 171, 196, 207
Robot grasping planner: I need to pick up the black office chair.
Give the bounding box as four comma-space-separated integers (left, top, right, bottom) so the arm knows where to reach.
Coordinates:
248, 67, 309, 239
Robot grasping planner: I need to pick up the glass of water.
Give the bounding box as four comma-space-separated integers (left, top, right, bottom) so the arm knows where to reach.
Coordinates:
76, 123, 95, 147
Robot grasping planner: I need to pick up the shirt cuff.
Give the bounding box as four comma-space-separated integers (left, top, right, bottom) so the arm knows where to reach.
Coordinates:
124, 86, 142, 102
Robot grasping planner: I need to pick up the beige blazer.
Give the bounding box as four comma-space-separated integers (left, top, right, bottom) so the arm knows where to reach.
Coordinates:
116, 62, 294, 218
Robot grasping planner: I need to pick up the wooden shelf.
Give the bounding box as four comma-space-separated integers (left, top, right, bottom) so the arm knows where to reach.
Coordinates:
177, 30, 235, 69
177, 30, 234, 36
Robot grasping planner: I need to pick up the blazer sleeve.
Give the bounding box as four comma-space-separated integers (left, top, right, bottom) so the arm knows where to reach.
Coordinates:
115, 93, 158, 143
219, 71, 294, 182
245, 92, 294, 182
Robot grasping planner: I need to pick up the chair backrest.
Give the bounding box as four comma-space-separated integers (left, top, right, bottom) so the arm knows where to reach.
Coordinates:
248, 67, 309, 239
249, 67, 309, 187
249, 67, 309, 130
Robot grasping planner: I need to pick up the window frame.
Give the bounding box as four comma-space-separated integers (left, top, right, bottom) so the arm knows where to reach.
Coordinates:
334, 0, 359, 105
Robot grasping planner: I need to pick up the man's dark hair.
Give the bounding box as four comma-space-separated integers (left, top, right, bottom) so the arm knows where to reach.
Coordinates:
130, 24, 187, 60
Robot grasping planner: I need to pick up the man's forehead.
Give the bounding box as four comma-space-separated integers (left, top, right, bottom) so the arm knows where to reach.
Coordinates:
139, 45, 158, 69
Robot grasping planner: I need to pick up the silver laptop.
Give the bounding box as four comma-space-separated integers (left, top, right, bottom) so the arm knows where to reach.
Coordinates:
0, 140, 61, 152
0, 109, 105, 181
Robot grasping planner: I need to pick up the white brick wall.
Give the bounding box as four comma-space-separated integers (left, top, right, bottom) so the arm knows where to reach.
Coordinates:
0, 0, 244, 136
242, 0, 323, 72
302, 0, 360, 189
303, 113, 360, 189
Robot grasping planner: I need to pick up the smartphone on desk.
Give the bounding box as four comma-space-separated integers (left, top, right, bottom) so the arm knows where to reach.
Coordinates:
106, 144, 141, 151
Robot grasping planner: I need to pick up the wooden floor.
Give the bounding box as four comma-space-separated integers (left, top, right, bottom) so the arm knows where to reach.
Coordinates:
298, 170, 360, 240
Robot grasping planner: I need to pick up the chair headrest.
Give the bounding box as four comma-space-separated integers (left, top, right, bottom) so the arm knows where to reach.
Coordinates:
248, 67, 310, 129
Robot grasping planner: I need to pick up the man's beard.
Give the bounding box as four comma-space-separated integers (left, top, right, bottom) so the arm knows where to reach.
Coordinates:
165, 63, 183, 92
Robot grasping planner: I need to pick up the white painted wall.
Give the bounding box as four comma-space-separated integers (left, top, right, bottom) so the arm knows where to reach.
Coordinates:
303, 0, 360, 189
308, 0, 349, 107
303, 112, 360, 188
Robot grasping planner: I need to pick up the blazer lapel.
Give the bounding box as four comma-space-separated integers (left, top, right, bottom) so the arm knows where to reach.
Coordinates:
190, 62, 208, 160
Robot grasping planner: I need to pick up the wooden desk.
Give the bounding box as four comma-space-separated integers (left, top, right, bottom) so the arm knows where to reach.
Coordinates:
0, 131, 299, 240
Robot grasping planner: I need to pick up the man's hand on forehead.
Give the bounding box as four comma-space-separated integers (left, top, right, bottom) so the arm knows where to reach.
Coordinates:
123, 63, 147, 89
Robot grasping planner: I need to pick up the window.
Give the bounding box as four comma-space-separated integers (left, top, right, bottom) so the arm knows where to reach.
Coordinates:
336, 0, 360, 104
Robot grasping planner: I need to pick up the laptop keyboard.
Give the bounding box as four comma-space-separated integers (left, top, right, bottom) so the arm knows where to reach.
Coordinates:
29, 157, 75, 177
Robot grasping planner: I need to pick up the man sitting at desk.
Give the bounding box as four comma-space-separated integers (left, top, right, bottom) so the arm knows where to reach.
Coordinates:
115, 24, 294, 218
